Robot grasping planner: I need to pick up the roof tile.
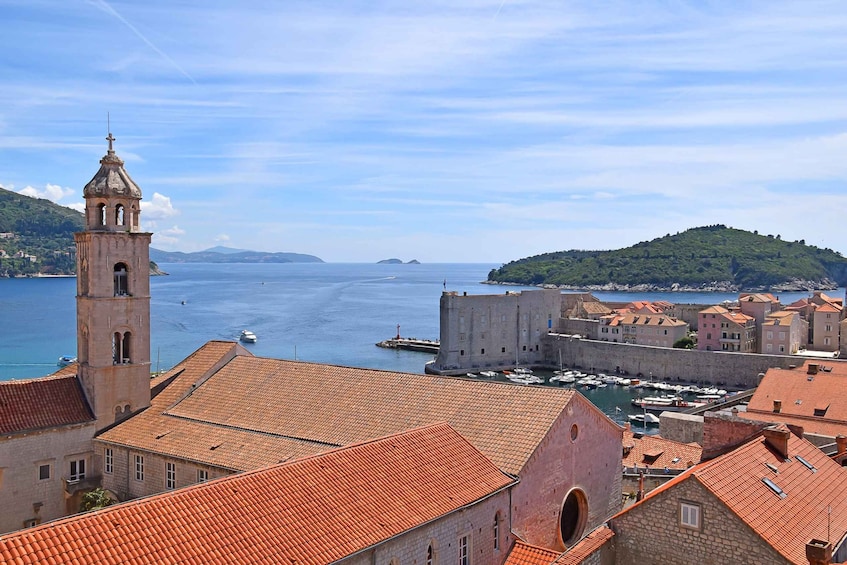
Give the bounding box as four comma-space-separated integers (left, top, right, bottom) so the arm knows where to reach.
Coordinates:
0, 373, 92, 434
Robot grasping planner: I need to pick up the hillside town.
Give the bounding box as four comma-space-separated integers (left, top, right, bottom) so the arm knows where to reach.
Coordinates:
3, 140, 847, 564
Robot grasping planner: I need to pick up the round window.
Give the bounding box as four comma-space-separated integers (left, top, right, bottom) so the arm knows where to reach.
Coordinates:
560, 489, 588, 546
570, 423, 579, 442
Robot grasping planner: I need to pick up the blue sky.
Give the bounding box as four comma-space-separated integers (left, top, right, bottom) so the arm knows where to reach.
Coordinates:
2, 1, 847, 263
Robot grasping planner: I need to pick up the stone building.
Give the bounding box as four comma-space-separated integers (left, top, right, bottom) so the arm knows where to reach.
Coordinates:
761, 310, 804, 355
610, 425, 847, 564
696, 305, 757, 352
0, 133, 151, 532
431, 289, 562, 373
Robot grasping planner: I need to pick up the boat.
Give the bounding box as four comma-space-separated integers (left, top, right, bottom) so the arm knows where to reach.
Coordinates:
57, 355, 77, 367
631, 396, 706, 412
512, 367, 533, 375
479, 371, 498, 378
628, 413, 660, 425
239, 330, 258, 343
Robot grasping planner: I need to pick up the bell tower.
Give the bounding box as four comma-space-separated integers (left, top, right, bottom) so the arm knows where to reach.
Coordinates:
75, 133, 151, 431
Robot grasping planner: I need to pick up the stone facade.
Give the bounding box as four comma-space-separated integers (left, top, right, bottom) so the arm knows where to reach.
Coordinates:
433, 289, 562, 372
611, 478, 790, 565
98, 445, 230, 500
511, 396, 623, 551
340, 491, 511, 565
0, 423, 96, 533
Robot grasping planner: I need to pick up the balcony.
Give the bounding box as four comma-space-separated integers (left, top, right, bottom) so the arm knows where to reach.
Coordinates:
63, 474, 102, 495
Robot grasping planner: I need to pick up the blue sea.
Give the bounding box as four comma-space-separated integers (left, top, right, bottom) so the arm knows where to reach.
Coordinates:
0, 263, 840, 430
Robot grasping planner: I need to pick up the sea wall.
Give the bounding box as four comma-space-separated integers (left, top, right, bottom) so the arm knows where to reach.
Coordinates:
544, 334, 819, 388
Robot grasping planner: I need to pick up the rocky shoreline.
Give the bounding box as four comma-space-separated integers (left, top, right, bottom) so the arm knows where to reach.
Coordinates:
482, 277, 839, 293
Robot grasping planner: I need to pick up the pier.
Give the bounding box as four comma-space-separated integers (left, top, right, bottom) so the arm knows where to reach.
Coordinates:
376, 337, 440, 354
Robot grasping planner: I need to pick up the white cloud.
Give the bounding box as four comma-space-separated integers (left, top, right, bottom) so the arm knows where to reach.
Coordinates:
17, 183, 74, 203
152, 225, 186, 247
141, 192, 178, 219
214, 233, 230, 242
160, 225, 186, 236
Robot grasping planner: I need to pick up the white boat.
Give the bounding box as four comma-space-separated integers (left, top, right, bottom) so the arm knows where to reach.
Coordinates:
239, 330, 258, 343
479, 371, 498, 378
57, 355, 77, 367
629, 413, 660, 425
512, 367, 533, 375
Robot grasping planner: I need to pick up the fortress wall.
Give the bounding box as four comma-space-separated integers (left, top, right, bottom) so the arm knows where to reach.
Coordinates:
544, 335, 813, 388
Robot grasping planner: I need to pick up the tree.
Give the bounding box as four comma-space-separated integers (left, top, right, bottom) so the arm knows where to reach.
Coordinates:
80, 488, 116, 512
673, 336, 695, 349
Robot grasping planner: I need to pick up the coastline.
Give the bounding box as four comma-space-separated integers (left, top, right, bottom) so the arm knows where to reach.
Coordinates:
481, 278, 839, 293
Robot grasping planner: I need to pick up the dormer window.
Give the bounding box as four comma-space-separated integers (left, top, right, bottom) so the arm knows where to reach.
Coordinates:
114, 263, 129, 296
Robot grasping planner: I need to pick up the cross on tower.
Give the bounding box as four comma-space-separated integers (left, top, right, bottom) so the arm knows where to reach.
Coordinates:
106, 132, 115, 152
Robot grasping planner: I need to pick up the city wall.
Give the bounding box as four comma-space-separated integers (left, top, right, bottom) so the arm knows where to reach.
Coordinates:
544, 334, 813, 389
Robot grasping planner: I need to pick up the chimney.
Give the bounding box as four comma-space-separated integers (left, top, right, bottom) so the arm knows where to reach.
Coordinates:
763, 427, 790, 459
837, 435, 847, 455
808, 363, 820, 375
773, 399, 782, 413
636, 471, 645, 502
806, 539, 832, 565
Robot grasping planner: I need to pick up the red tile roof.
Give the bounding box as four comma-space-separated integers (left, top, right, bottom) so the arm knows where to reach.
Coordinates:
557, 526, 614, 564
505, 540, 561, 565
622, 430, 702, 471
747, 362, 847, 423
0, 373, 93, 434
99, 341, 593, 475
618, 428, 847, 564
0, 423, 515, 565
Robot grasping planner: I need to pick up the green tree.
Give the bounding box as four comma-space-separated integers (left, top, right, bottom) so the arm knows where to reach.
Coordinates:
80, 488, 115, 512
673, 336, 695, 349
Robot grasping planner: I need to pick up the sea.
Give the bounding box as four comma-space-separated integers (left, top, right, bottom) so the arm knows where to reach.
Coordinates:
1, 262, 841, 432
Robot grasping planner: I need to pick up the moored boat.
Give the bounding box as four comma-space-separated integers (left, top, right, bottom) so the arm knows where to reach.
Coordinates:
628, 413, 660, 425
240, 330, 258, 343
57, 355, 77, 367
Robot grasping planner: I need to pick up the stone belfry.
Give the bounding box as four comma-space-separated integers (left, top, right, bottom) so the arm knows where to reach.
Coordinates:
75, 133, 151, 431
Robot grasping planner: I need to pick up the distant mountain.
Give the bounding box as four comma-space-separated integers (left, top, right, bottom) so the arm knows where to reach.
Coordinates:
150, 248, 323, 264
487, 225, 847, 292
202, 246, 250, 255
377, 258, 421, 264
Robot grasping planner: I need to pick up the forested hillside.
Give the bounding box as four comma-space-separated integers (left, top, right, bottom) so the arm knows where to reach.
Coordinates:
488, 225, 847, 291
0, 187, 83, 276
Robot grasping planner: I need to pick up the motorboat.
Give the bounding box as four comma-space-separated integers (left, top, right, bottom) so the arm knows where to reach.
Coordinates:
631, 396, 706, 412
57, 355, 77, 367
629, 413, 660, 425
239, 330, 258, 343
512, 367, 533, 375
479, 371, 498, 378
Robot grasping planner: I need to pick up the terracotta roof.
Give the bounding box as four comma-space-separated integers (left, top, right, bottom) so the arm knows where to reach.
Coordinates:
617, 313, 686, 327
740, 293, 779, 303
622, 430, 702, 470
557, 526, 614, 564
505, 540, 561, 565
582, 302, 612, 315
738, 410, 847, 439
0, 423, 514, 565
721, 311, 754, 325
0, 373, 93, 434
618, 428, 847, 564
816, 302, 841, 313
747, 363, 847, 423
99, 341, 590, 475
699, 305, 729, 315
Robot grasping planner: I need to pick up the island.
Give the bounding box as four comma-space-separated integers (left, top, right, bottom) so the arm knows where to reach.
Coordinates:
377, 258, 421, 264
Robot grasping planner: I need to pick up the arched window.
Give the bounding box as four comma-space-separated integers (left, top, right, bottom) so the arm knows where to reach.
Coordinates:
113, 331, 131, 364
98, 203, 107, 226
493, 513, 500, 550
116, 204, 125, 226
114, 263, 128, 296
426, 545, 433, 565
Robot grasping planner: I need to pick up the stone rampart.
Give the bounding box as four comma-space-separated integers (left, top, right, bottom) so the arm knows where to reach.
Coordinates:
544, 334, 832, 388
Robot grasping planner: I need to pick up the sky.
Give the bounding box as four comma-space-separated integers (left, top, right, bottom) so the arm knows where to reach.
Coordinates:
2, 1, 847, 263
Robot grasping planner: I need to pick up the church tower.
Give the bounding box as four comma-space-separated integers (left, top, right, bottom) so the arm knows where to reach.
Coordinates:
75, 133, 151, 431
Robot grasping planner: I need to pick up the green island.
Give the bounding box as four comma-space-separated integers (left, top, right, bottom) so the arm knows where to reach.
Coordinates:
487, 225, 847, 292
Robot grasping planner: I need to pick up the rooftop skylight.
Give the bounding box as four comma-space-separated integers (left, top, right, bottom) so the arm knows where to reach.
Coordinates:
762, 477, 787, 499
796, 455, 817, 473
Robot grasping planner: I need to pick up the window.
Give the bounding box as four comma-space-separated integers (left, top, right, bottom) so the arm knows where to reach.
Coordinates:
458, 535, 469, 565
427, 545, 434, 565
166, 462, 176, 490
680, 502, 701, 529
493, 514, 500, 550
113, 263, 128, 296
480, 348, 485, 355
135, 455, 144, 481
825, 337, 831, 346
501, 347, 505, 353
115, 204, 125, 226
706, 333, 711, 339
38, 463, 51, 481
766, 343, 773, 352
98, 203, 107, 226
460, 349, 465, 356
104, 448, 113, 474
197, 469, 209, 483
113, 331, 132, 364
779, 345, 785, 353
23, 519, 41, 528
69, 459, 86, 482
767, 331, 773, 339
826, 324, 833, 332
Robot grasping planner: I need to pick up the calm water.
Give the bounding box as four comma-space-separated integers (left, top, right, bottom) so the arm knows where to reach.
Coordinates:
0, 263, 840, 431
